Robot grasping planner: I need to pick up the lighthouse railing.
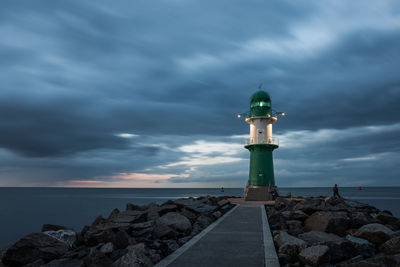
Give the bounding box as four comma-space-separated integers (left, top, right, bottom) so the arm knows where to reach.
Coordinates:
244, 137, 279, 146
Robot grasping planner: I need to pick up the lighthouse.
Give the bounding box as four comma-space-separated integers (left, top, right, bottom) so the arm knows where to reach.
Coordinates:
239, 90, 284, 201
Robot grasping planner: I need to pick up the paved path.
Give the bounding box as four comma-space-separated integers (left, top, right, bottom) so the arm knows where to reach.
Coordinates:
156, 205, 279, 267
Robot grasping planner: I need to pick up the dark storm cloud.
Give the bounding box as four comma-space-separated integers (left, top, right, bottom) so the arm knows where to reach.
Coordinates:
0, 0, 399, 186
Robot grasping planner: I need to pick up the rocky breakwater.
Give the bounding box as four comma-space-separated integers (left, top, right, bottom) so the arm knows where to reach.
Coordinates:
1, 196, 235, 267
267, 196, 400, 267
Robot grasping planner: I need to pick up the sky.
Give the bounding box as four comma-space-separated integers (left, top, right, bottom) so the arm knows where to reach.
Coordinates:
0, 0, 399, 188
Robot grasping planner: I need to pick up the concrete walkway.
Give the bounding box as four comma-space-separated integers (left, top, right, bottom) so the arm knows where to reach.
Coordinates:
156, 204, 279, 267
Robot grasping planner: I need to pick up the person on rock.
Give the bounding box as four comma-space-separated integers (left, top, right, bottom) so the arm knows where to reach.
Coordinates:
333, 184, 341, 198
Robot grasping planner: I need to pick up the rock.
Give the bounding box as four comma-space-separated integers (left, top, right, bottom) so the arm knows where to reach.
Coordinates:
90, 216, 106, 228
84, 251, 113, 267
351, 212, 373, 228
158, 204, 179, 216
112, 247, 153, 267
148, 250, 161, 264
194, 215, 214, 230
212, 211, 222, 219
41, 224, 69, 232
278, 253, 289, 266
83, 229, 115, 246
126, 203, 142, 211
281, 210, 291, 219
132, 227, 154, 238
128, 243, 146, 254
147, 206, 160, 221
341, 254, 400, 267
354, 223, 394, 244
131, 221, 155, 230
379, 235, 400, 254
291, 210, 308, 221
63, 246, 90, 259
187, 203, 219, 213
346, 234, 375, 257
294, 197, 326, 214
275, 197, 296, 210
100, 242, 115, 254
110, 210, 146, 224
335, 255, 364, 266
219, 204, 234, 213
3, 232, 69, 266
153, 224, 178, 239
157, 212, 192, 233
305, 211, 350, 236
161, 240, 179, 253
298, 231, 342, 245
108, 209, 120, 220
274, 231, 307, 262
42, 258, 85, 267
275, 231, 307, 247
299, 245, 330, 266
376, 211, 397, 225
113, 230, 135, 249
44, 229, 77, 247
217, 199, 229, 207
180, 209, 197, 222
343, 199, 370, 209
286, 220, 304, 236
326, 238, 358, 263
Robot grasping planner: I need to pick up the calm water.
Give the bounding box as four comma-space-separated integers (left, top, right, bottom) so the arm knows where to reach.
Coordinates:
0, 187, 399, 246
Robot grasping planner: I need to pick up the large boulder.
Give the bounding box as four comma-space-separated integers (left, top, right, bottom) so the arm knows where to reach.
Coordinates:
186, 203, 219, 213
298, 231, 342, 245
274, 231, 307, 262
285, 220, 304, 236
153, 224, 178, 239
346, 235, 375, 257
305, 211, 350, 236
294, 197, 326, 214
109, 210, 146, 224
379, 235, 400, 255
299, 245, 330, 266
112, 246, 153, 267
376, 211, 397, 225
194, 215, 214, 230
354, 223, 394, 244
217, 199, 230, 207
3, 232, 69, 266
43, 229, 77, 247
156, 212, 192, 233
351, 212, 373, 228
83, 228, 115, 246
291, 210, 309, 221
275, 197, 296, 210
326, 238, 358, 263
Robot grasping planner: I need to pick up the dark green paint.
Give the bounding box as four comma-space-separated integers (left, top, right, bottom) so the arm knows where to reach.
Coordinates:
245, 144, 278, 186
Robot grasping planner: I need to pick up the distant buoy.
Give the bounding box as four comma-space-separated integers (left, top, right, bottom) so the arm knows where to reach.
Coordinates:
359, 185, 362, 191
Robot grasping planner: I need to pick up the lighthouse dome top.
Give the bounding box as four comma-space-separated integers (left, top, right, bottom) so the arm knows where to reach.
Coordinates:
250, 90, 272, 117
250, 90, 271, 103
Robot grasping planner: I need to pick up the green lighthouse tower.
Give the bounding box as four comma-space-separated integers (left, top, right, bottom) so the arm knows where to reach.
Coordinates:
240, 90, 283, 201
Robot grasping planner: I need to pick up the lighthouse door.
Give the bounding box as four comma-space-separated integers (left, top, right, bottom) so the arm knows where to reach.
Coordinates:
258, 129, 266, 144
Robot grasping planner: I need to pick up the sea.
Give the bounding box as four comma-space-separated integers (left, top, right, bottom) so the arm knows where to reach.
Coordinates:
1, 187, 399, 247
